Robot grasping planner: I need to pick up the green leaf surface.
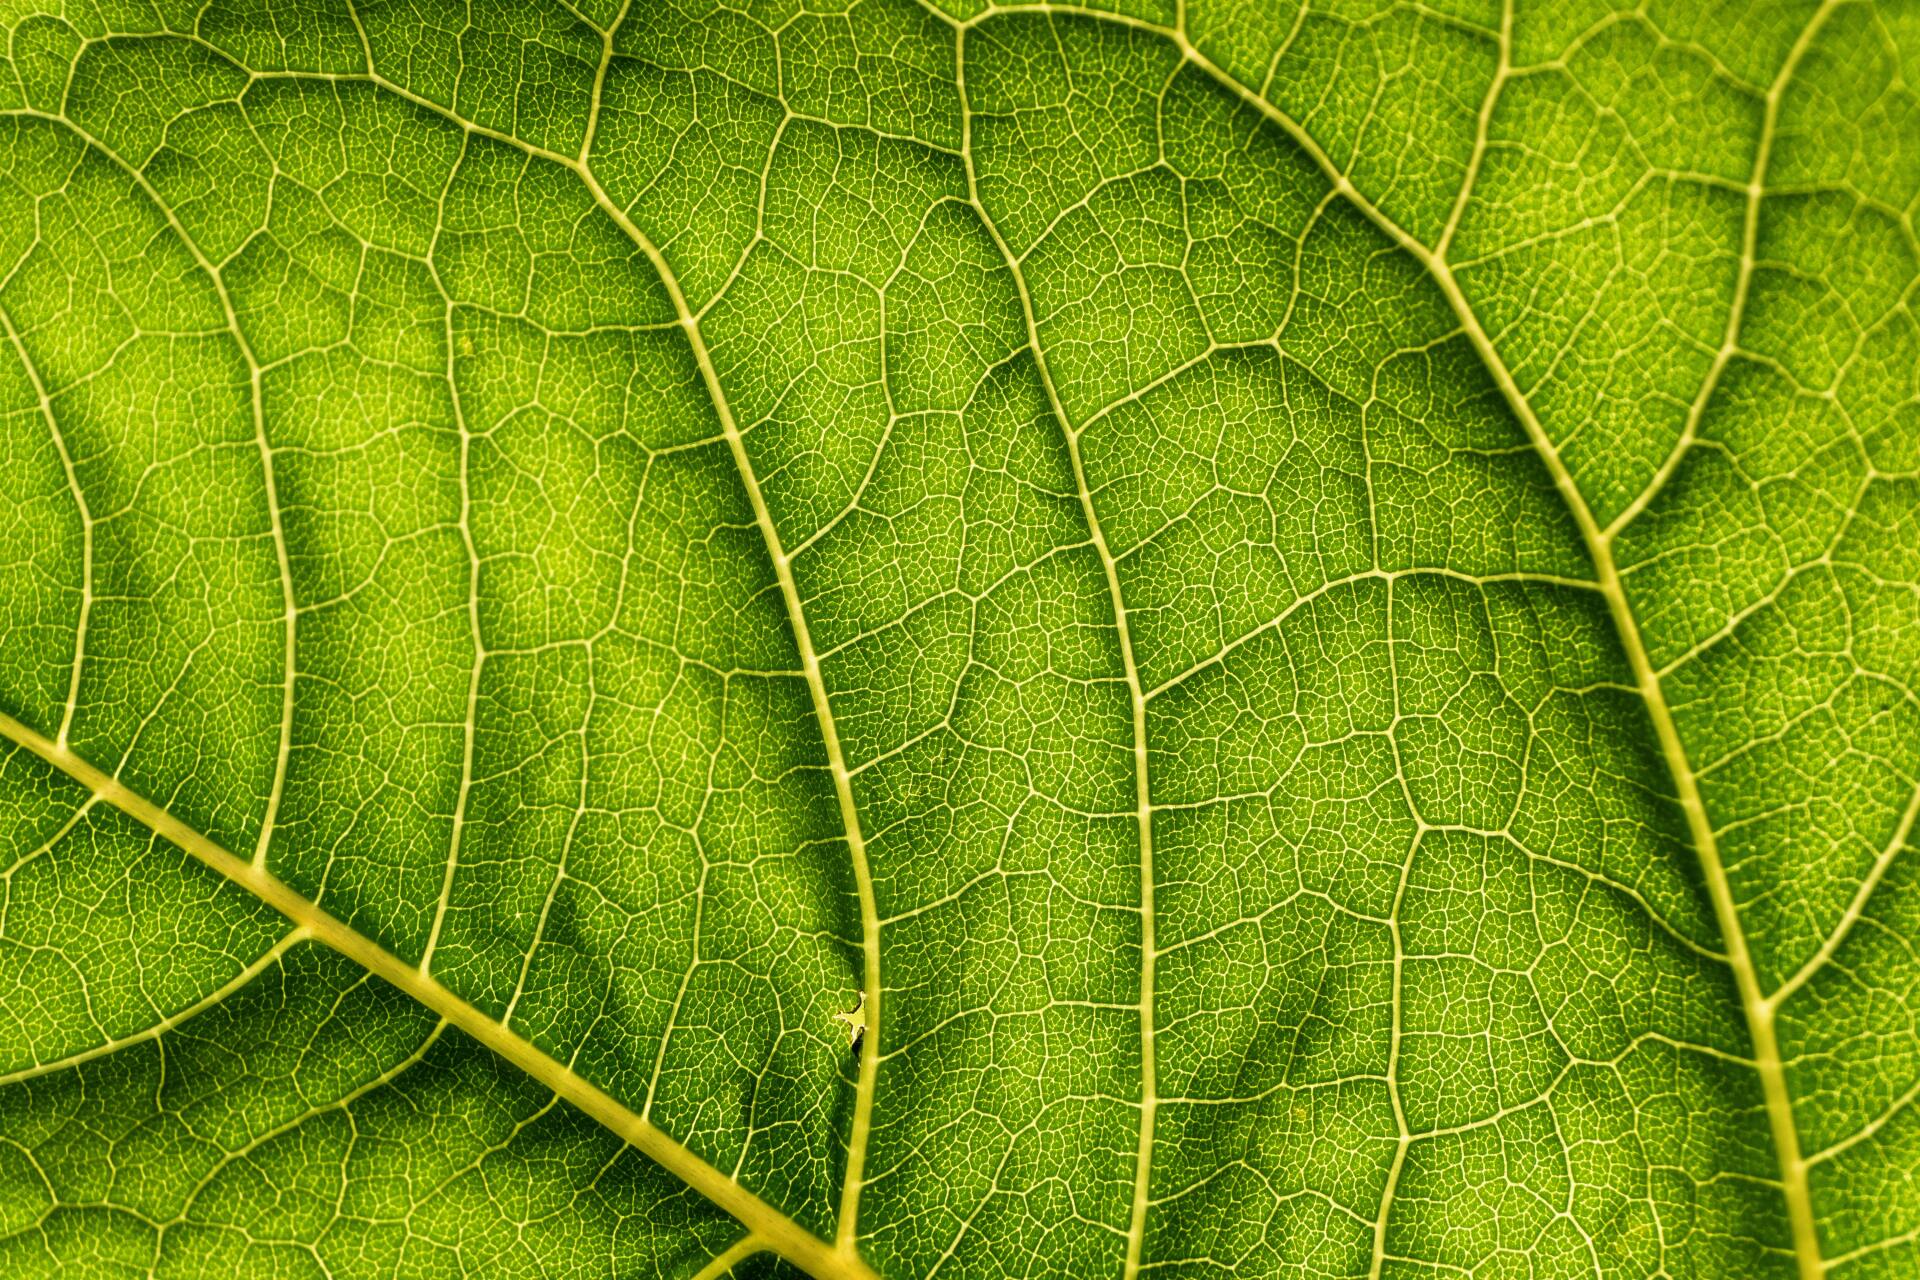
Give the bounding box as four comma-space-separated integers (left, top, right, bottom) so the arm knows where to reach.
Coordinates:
0, 0, 1914, 1277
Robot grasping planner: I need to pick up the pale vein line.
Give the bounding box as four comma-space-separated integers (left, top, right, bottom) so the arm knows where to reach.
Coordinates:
1432, 0, 1510, 265
4, 108, 298, 870
936, 7, 1838, 1276
0, 789, 95, 885
1144, 566, 1600, 703
562, 107, 886, 1267
420, 124, 487, 978
1604, 0, 1841, 540
954, 25, 1158, 1279
690, 1236, 768, 1280
1822, 1225, 1920, 1271
0, 928, 305, 1087
1805, 1074, 1920, 1170
1770, 781, 1920, 1009
174, 1009, 452, 1218
560, 0, 883, 1237
1369, 576, 1419, 1280
0, 708, 878, 1280
1370, 30, 1514, 1272
0, 300, 92, 747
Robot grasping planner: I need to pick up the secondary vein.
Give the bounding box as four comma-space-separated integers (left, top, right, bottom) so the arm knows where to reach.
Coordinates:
932, 4, 1838, 1273
0, 300, 92, 750
568, 120, 886, 1268
974, 8, 1835, 1275
954, 25, 1161, 1279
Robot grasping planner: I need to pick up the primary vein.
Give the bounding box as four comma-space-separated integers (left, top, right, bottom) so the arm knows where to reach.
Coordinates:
14, 30, 889, 1260
0, 708, 878, 1280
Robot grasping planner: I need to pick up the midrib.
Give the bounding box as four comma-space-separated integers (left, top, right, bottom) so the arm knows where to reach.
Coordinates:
0, 708, 877, 1280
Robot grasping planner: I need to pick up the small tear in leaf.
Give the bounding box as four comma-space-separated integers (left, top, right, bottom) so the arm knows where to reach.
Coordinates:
834, 990, 866, 1054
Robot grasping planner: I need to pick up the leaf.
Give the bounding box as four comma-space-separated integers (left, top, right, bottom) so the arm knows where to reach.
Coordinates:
0, 1, 1914, 1278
